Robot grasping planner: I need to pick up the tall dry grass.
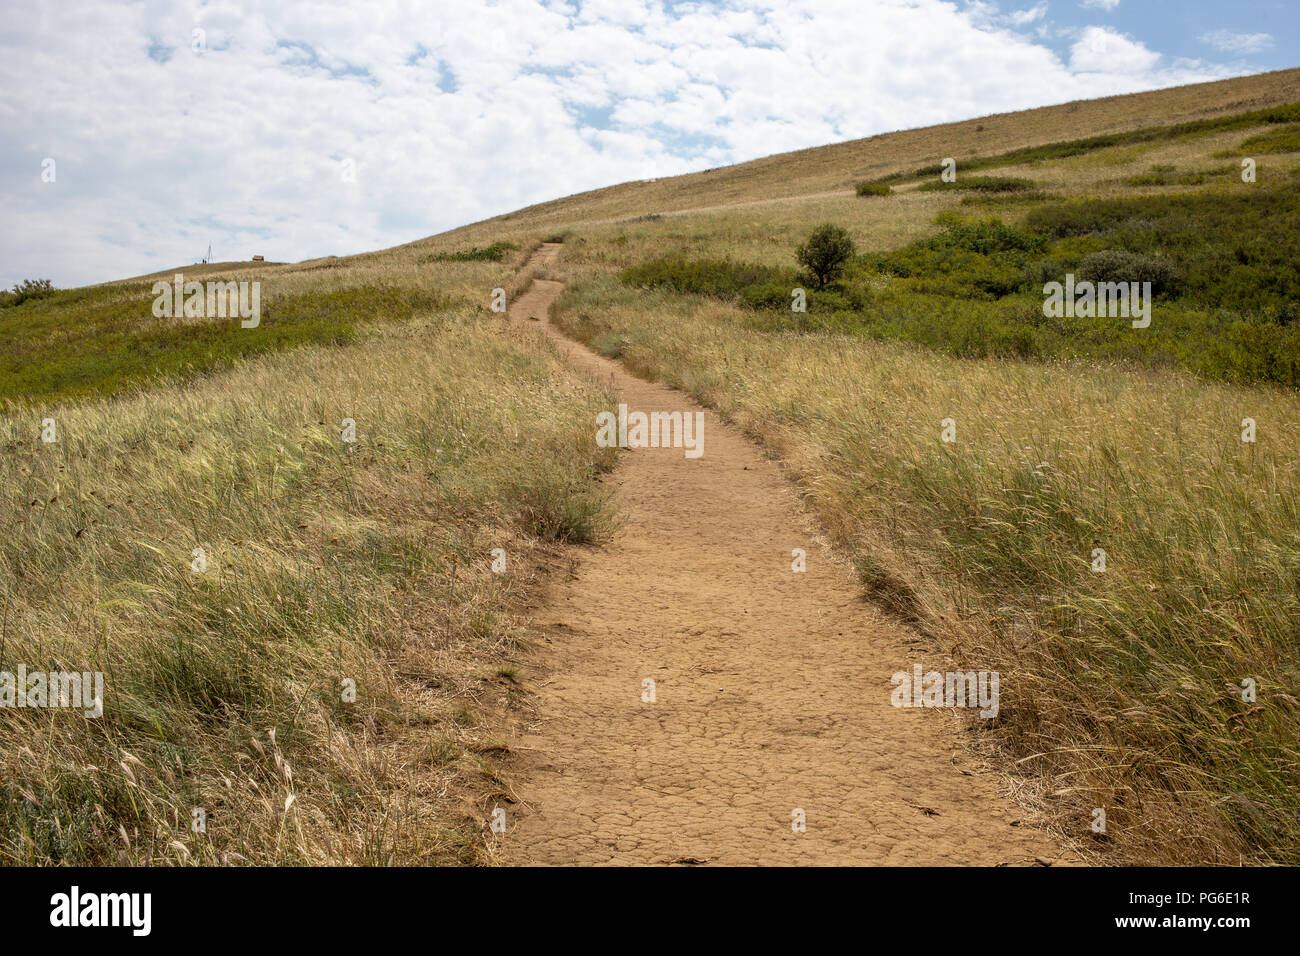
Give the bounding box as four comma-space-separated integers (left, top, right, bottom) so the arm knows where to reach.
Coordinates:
10, 67, 1299, 868
0, 309, 615, 864
554, 274, 1300, 864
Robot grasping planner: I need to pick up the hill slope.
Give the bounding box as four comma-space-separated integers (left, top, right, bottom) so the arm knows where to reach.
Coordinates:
4, 67, 1299, 866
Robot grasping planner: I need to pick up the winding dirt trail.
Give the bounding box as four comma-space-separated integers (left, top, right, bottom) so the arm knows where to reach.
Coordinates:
502, 245, 1068, 865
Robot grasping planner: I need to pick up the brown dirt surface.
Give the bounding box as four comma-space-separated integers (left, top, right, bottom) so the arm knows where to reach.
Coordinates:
497, 246, 1074, 866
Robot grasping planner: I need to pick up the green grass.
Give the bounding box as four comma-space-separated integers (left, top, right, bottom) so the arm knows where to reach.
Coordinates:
1021, 182, 1300, 314
865, 101, 1300, 187
0, 283, 446, 408
619, 256, 867, 313
422, 242, 516, 263
615, 178, 1300, 387
860, 182, 1300, 383
621, 257, 790, 299
1236, 124, 1300, 154
855, 182, 893, 197
1124, 164, 1238, 186
916, 175, 1038, 193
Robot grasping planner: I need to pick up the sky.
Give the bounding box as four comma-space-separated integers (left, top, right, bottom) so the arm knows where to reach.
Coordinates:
0, 0, 1295, 289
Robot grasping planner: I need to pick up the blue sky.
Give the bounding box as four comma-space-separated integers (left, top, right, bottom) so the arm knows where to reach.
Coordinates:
0, 0, 1294, 289
1014, 0, 1294, 67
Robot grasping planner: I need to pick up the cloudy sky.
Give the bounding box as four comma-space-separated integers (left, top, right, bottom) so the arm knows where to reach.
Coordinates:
1, 0, 1295, 289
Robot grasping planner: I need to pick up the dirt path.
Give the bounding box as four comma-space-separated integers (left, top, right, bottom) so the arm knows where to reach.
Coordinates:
502, 245, 1068, 865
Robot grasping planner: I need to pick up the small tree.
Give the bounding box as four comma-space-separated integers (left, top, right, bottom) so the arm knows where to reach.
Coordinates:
796, 225, 855, 288
0, 278, 55, 308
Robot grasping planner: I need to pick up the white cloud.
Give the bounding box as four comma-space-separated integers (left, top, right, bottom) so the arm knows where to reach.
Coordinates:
1008, 3, 1049, 27
1068, 25, 1161, 75
0, 0, 1243, 288
1080, 0, 1121, 11
1199, 30, 1275, 55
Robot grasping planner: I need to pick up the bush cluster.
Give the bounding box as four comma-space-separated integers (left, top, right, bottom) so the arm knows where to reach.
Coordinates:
0, 278, 56, 308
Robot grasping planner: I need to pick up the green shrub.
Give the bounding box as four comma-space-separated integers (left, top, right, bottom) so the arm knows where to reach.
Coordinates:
1125, 165, 1236, 186
918, 175, 1037, 193
1022, 256, 1074, 291
829, 179, 1300, 384
855, 182, 892, 197
740, 279, 800, 310
869, 217, 1043, 300
621, 257, 789, 300
796, 224, 855, 288
1025, 201, 1112, 238
619, 256, 866, 313
1238, 124, 1300, 154
957, 190, 1062, 208
1077, 249, 1177, 295
1025, 185, 1300, 313
0, 278, 57, 308
926, 215, 1044, 254
424, 242, 515, 263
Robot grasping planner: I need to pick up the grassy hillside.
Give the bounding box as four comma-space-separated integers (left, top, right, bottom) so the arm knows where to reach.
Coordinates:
4, 67, 1300, 865
528, 80, 1300, 864
431, 66, 1300, 242
1, 281, 615, 865
553, 277, 1300, 865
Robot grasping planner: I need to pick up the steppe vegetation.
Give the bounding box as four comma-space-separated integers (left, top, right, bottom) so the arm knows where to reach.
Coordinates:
6, 68, 1300, 865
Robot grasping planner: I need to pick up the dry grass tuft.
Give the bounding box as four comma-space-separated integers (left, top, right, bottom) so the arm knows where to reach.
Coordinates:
0, 313, 615, 865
